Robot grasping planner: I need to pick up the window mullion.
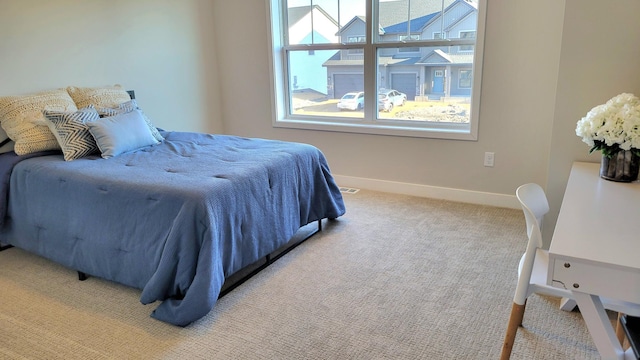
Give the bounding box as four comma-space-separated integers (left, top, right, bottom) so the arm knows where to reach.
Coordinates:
363, 0, 376, 123
310, 0, 315, 44
407, 0, 411, 39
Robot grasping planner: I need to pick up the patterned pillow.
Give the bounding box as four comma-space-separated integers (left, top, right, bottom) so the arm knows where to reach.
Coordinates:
43, 106, 100, 161
66, 85, 132, 109
97, 99, 164, 142
0, 89, 77, 155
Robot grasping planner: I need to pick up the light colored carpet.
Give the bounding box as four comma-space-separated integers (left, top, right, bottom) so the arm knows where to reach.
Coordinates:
0, 190, 607, 359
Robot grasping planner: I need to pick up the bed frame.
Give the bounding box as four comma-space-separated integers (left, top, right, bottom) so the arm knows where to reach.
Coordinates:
218, 219, 322, 297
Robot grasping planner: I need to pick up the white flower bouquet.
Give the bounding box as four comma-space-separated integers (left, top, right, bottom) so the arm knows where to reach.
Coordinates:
576, 93, 640, 158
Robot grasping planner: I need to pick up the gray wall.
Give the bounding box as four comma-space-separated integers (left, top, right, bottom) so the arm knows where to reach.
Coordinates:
214, 0, 562, 194
0, 0, 223, 134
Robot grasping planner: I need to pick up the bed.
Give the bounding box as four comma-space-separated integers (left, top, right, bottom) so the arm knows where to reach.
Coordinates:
0, 87, 345, 326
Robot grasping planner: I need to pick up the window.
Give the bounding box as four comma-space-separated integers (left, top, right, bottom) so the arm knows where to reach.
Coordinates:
459, 69, 472, 88
459, 31, 476, 52
348, 36, 366, 54
268, 0, 486, 140
398, 34, 420, 53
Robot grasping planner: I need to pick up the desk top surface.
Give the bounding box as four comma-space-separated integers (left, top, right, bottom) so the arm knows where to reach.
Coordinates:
549, 161, 640, 270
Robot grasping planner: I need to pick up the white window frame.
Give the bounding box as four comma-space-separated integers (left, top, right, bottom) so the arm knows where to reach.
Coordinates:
267, 0, 487, 141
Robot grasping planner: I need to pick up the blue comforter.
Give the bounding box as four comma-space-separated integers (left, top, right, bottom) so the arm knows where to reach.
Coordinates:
0, 131, 345, 326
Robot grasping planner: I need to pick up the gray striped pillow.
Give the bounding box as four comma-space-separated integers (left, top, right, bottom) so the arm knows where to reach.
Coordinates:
43, 106, 100, 161
0, 127, 14, 154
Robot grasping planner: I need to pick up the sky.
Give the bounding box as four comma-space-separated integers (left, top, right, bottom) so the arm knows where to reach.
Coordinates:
287, 0, 364, 25
286, 0, 403, 26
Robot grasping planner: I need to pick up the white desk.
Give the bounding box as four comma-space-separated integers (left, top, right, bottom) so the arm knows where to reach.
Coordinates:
548, 161, 640, 360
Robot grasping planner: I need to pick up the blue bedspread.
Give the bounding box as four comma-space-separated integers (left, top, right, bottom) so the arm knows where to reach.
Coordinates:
0, 131, 345, 326
0, 150, 58, 225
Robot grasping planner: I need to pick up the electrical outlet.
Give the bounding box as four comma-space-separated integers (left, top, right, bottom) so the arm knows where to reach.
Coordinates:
484, 152, 495, 167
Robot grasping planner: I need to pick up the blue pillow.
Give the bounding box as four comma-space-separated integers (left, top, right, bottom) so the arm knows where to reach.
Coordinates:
96, 99, 164, 142
87, 109, 159, 159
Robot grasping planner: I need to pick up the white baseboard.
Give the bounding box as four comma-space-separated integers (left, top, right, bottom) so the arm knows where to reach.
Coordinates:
333, 174, 520, 209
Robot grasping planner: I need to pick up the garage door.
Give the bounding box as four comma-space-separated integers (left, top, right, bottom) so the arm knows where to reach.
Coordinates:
391, 73, 416, 100
334, 74, 364, 99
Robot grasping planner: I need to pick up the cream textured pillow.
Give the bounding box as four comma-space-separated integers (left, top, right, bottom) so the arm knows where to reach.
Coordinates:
66, 85, 132, 109
0, 89, 77, 155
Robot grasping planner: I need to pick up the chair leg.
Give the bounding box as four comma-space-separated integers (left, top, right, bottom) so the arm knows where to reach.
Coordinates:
500, 301, 527, 360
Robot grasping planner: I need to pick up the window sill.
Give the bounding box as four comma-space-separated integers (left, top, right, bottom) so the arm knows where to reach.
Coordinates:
273, 117, 478, 140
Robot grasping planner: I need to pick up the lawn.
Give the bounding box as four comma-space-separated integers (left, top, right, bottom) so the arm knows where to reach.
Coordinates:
292, 97, 471, 123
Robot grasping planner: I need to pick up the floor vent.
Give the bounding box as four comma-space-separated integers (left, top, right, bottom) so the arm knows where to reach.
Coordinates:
339, 187, 360, 194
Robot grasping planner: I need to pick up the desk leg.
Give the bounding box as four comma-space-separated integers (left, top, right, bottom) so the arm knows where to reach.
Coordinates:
573, 291, 626, 360
560, 297, 577, 311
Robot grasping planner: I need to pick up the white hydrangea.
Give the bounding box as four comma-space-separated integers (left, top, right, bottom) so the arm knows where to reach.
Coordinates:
576, 93, 640, 155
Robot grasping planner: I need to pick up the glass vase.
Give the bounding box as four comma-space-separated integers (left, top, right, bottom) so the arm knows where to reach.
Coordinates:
600, 150, 640, 182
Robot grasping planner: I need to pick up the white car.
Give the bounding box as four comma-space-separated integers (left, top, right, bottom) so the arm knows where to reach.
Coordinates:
337, 91, 364, 111
378, 89, 407, 112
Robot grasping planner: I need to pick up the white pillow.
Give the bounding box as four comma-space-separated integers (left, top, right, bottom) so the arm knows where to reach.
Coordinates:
87, 109, 159, 159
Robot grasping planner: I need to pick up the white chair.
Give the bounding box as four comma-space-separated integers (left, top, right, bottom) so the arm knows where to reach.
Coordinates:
500, 183, 640, 360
